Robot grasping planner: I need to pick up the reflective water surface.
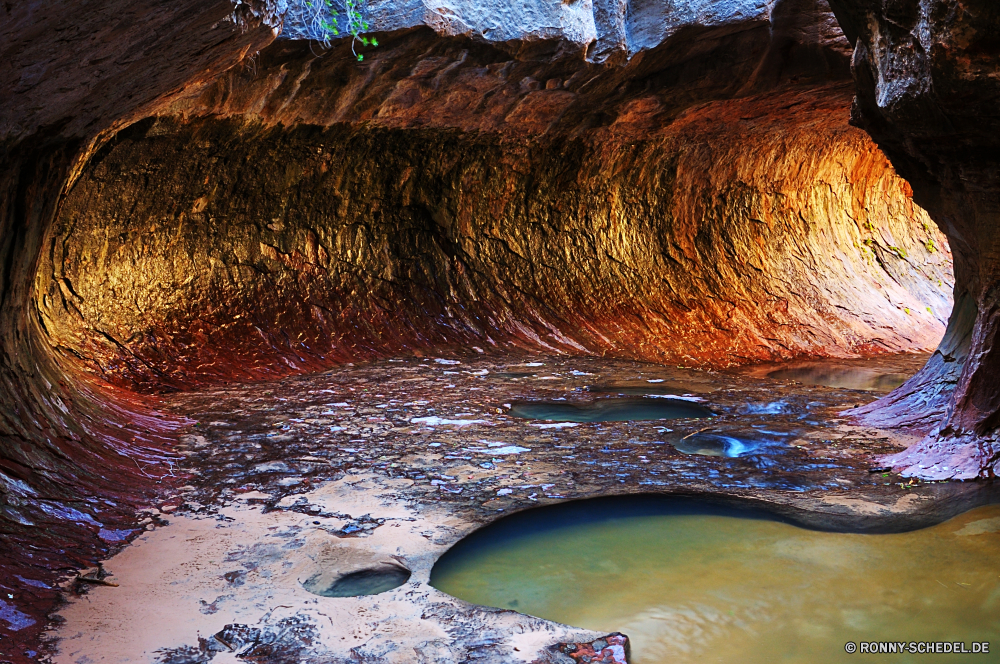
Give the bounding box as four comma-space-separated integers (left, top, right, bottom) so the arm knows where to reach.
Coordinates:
509, 397, 715, 422
737, 355, 930, 393
432, 497, 1000, 663
673, 431, 786, 458
303, 564, 411, 597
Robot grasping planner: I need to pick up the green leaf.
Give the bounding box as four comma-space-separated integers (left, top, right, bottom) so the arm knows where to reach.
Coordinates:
371, 38, 378, 46
357, 53, 364, 61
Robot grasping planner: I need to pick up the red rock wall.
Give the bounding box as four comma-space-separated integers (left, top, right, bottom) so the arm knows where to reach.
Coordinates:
0, 0, 275, 657
40, 81, 951, 392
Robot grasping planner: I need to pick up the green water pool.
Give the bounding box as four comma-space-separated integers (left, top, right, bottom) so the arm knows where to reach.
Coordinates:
431, 498, 1000, 663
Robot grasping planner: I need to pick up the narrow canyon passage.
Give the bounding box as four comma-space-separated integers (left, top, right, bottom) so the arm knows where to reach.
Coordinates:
2, 0, 999, 662
42, 93, 951, 391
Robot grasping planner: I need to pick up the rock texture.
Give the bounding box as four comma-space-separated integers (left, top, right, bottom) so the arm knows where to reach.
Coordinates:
36, 18, 950, 392
41, 81, 950, 392
828, 0, 1000, 479
0, 0, 976, 659
0, 0, 275, 658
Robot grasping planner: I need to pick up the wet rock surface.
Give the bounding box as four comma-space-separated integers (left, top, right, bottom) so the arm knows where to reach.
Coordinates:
159, 353, 995, 531
549, 634, 629, 664
47, 353, 999, 662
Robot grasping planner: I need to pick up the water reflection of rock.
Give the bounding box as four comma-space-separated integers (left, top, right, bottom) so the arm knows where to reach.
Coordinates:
587, 382, 714, 396
673, 432, 783, 458
738, 356, 928, 393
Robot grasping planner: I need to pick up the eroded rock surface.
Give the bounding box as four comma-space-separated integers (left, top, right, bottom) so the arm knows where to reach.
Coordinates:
42, 87, 950, 391
1, 0, 276, 658
828, 0, 1000, 478
0, 0, 990, 660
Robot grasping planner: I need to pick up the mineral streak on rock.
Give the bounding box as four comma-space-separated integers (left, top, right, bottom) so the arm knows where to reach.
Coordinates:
827, 0, 1000, 478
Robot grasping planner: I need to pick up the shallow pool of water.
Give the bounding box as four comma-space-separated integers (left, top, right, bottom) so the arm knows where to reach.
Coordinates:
431, 497, 1000, 663
303, 564, 411, 597
673, 431, 786, 458
508, 397, 714, 422
738, 356, 927, 393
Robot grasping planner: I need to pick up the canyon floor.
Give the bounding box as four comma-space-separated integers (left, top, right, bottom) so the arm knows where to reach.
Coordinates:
48, 353, 999, 663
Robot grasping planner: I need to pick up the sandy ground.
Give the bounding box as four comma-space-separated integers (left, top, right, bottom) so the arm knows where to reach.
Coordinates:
52, 473, 604, 663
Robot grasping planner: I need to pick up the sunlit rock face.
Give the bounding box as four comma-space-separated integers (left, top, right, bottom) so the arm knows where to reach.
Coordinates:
828, 0, 1000, 479
42, 73, 951, 391
38, 1, 951, 392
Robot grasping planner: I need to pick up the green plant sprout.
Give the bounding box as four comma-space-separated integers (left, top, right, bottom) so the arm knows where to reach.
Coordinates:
304, 0, 378, 60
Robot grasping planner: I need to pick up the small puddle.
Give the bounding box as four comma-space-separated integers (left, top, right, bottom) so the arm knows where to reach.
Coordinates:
303, 564, 411, 597
587, 383, 697, 396
764, 365, 909, 392
508, 397, 714, 423
740, 356, 925, 392
431, 497, 1000, 663
673, 432, 783, 457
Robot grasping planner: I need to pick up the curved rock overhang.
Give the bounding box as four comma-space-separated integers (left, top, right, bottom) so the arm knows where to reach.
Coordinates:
1, 0, 276, 655
43, 58, 950, 392
0, 0, 992, 658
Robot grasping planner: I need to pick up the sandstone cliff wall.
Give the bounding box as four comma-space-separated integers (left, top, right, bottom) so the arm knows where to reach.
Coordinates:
828, 0, 1000, 479
42, 85, 950, 392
